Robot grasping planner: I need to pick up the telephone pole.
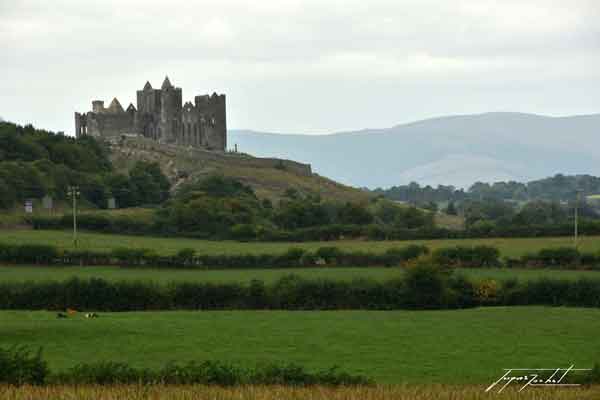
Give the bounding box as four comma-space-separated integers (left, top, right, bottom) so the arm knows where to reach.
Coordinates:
67, 186, 80, 248
574, 189, 582, 250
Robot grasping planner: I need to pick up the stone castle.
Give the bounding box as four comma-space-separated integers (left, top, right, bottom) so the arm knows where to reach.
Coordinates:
75, 76, 226, 151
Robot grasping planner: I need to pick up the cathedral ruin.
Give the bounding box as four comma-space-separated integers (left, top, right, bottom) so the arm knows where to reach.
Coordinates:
74, 76, 226, 151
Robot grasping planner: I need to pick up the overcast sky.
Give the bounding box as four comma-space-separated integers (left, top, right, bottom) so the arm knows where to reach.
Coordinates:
1, 0, 599, 135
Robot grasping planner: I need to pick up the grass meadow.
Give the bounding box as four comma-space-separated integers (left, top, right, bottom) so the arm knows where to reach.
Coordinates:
1, 384, 599, 400
1, 265, 599, 284
2, 307, 599, 384
0, 229, 597, 257
2, 228, 599, 397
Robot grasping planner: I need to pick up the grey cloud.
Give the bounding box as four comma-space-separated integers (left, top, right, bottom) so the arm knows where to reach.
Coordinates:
0, 0, 598, 134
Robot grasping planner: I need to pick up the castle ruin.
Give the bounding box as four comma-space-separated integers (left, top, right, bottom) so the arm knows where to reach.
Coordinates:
75, 77, 226, 151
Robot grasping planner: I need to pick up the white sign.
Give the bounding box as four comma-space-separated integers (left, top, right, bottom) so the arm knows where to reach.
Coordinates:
24, 200, 33, 213
43, 195, 53, 210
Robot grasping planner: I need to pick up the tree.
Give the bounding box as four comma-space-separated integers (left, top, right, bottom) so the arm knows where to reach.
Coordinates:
337, 202, 373, 225
445, 201, 457, 215
129, 161, 170, 205
106, 173, 138, 208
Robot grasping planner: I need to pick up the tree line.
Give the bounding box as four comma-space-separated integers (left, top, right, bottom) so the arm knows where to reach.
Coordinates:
0, 121, 170, 210
374, 174, 600, 205
2, 268, 600, 311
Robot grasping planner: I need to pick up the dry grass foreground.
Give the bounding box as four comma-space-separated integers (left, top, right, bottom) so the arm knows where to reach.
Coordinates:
1, 385, 600, 400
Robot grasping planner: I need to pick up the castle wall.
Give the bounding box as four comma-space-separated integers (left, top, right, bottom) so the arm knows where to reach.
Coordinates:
181, 103, 204, 147
85, 111, 135, 138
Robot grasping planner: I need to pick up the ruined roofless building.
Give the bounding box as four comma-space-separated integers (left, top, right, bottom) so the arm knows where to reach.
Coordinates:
74, 76, 226, 151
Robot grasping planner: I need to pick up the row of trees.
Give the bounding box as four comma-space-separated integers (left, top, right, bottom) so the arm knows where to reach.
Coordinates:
375, 174, 600, 205
0, 122, 170, 209
458, 198, 593, 229
3, 267, 600, 311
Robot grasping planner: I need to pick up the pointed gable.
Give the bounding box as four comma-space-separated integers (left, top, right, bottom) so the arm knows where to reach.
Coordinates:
143, 81, 153, 91
126, 103, 137, 112
107, 98, 124, 113
161, 76, 173, 90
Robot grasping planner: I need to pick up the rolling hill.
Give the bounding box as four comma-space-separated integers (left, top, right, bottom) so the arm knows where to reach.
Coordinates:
229, 112, 600, 189
108, 136, 371, 203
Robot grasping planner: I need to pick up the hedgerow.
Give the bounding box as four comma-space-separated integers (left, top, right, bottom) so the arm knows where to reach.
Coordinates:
1, 271, 599, 311
0, 346, 370, 386
0, 242, 428, 269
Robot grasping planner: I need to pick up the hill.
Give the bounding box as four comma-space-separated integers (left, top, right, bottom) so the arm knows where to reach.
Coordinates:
108, 136, 370, 203
229, 112, 600, 189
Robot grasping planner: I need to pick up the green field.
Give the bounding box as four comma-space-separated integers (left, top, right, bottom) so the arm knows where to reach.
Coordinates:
0, 229, 595, 257
2, 307, 599, 384
1, 265, 599, 284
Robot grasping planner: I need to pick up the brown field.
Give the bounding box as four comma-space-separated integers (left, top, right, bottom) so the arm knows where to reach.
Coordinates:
1, 385, 599, 400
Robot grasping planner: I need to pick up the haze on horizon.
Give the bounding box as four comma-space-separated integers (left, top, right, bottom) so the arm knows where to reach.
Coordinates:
1, 0, 599, 136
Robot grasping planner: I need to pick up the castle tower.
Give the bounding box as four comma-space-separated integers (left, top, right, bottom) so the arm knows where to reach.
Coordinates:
159, 76, 182, 144
195, 92, 226, 151
136, 81, 161, 139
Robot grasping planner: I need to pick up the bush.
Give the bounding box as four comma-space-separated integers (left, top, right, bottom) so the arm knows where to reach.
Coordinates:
383, 245, 429, 266
432, 245, 500, 268
522, 247, 584, 268
0, 347, 370, 386
315, 246, 344, 264
57, 361, 144, 385
174, 248, 196, 267
402, 264, 449, 309
0, 346, 48, 385
111, 247, 156, 266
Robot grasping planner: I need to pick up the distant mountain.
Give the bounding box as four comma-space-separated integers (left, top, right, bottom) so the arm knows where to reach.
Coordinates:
229, 112, 600, 189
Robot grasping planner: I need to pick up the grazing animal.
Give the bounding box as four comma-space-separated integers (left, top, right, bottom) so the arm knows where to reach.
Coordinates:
84, 313, 99, 318
67, 308, 77, 315
56, 312, 67, 319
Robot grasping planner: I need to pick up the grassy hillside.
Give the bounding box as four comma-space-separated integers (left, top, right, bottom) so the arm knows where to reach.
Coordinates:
0, 229, 595, 258
109, 137, 370, 203
2, 307, 599, 383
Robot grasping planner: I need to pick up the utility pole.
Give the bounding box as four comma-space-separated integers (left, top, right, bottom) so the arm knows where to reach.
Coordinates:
67, 186, 80, 248
574, 189, 582, 250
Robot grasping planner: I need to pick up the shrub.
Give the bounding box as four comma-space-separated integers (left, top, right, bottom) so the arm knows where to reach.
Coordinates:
277, 248, 307, 267
229, 224, 257, 241
522, 247, 583, 268
4, 244, 59, 264
57, 361, 144, 385
475, 279, 499, 304
432, 245, 500, 268
111, 247, 155, 266
315, 247, 344, 264
0, 347, 371, 387
383, 245, 429, 266
0, 346, 48, 385
402, 264, 449, 309
175, 248, 196, 267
